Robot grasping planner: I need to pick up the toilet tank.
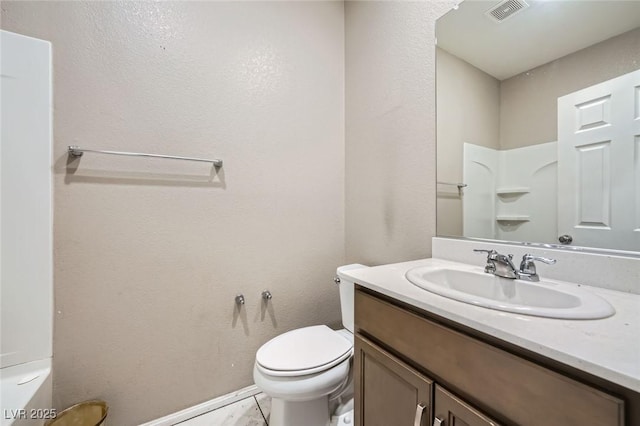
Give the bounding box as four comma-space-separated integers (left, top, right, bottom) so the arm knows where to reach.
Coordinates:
336, 264, 368, 333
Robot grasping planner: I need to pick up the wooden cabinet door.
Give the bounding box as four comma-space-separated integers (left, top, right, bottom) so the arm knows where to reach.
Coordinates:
433, 385, 500, 426
355, 335, 433, 426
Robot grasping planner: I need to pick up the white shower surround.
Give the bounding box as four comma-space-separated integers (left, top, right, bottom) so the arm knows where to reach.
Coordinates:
0, 30, 53, 424
463, 141, 557, 243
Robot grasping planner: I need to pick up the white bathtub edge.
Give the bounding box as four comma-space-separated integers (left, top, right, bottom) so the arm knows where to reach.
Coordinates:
0, 358, 53, 426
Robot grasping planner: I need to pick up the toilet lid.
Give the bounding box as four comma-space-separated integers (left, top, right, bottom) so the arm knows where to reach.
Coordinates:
256, 325, 353, 373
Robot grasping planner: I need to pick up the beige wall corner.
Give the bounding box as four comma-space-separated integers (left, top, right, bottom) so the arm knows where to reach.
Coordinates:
345, 0, 455, 266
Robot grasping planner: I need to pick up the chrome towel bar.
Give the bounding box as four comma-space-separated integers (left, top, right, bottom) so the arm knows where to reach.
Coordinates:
67, 146, 223, 167
437, 181, 467, 189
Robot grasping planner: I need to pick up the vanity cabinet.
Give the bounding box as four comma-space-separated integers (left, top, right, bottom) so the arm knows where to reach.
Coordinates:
354, 287, 629, 426
355, 334, 500, 426
355, 335, 433, 426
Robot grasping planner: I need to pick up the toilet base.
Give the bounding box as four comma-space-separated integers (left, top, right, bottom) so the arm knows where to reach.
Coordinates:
270, 396, 330, 426
330, 409, 354, 426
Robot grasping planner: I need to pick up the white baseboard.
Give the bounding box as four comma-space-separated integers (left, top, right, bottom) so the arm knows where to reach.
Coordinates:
139, 384, 261, 426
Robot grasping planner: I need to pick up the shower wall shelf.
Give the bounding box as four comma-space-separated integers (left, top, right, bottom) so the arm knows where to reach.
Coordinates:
496, 215, 530, 222
67, 146, 223, 167
496, 187, 530, 195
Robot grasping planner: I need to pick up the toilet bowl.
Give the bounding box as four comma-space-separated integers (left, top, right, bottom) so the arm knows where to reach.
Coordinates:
253, 264, 367, 426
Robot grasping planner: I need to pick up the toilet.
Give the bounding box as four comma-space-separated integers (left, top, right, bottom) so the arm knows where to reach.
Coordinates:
253, 264, 367, 426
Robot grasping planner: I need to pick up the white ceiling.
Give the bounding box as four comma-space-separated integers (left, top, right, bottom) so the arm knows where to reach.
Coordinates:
437, 0, 640, 81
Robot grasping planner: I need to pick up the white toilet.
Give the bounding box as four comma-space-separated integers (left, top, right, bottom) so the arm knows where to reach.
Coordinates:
253, 264, 367, 426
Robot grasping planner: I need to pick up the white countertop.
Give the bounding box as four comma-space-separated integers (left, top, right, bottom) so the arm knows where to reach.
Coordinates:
343, 258, 640, 393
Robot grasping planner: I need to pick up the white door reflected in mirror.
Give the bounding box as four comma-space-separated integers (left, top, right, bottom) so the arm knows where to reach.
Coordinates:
557, 69, 640, 252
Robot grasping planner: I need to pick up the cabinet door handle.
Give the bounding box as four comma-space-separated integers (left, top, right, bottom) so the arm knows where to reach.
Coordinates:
433, 417, 444, 426
414, 403, 427, 426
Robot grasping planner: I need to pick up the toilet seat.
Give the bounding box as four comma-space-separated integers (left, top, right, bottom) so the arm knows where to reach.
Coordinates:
256, 325, 353, 377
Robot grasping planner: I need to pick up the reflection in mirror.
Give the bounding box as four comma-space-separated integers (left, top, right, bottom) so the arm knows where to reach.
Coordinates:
436, 0, 640, 252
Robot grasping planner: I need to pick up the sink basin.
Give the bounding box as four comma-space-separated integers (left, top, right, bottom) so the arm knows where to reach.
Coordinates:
405, 266, 615, 319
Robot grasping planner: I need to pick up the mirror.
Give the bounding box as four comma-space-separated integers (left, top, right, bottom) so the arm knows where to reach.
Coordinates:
436, 0, 640, 253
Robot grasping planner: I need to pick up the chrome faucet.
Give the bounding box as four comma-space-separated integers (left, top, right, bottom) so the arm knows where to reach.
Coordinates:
474, 249, 556, 281
474, 249, 518, 279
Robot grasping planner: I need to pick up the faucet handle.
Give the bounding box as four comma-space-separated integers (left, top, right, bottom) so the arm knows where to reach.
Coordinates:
474, 249, 497, 273
521, 254, 556, 265
473, 249, 497, 257
519, 254, 556, 281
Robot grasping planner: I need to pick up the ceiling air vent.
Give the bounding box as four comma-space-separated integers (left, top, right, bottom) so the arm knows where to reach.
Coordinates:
485, 0, 529, 23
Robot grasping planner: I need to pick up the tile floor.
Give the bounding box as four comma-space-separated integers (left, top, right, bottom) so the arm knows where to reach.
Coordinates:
177, 393, 271, 426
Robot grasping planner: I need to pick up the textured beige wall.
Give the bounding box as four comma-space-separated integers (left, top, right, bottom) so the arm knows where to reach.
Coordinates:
345, 0, 454, 265
2, 2, 345, 424
436, 48, 500, 237
500, 27, 640, 149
